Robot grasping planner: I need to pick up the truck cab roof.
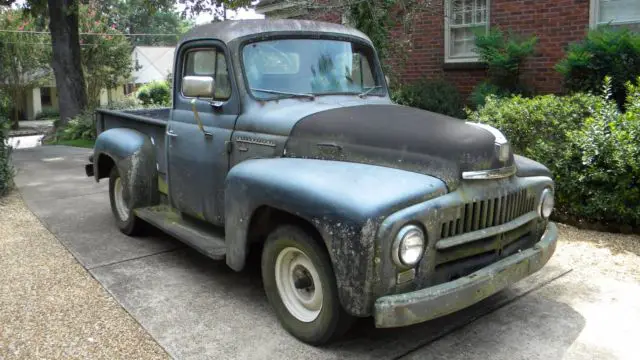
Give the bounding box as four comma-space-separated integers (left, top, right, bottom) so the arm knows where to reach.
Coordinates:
179, 19, 373, 46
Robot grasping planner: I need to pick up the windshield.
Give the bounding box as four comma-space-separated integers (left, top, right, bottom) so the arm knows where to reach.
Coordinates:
242, 39, 384, 99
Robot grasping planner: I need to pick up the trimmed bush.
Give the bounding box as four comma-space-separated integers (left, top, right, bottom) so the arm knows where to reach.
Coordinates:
392, 78, 466, 118
35, 107, 60, 120
0, 115, 14, 196
468, 78, 640, 227
137, 81, 171, 106
556, 27, 640, 110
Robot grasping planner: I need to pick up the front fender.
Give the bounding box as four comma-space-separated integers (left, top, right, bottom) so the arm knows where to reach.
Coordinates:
94, 128, 159, 209
224, 158, 447, 316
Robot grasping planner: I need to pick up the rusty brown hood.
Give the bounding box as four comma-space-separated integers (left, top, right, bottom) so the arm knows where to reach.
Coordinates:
283, 104, 513, 190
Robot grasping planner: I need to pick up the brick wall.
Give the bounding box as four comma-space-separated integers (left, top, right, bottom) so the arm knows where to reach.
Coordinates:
299, 0, 591, 97
405, 0, 591, 95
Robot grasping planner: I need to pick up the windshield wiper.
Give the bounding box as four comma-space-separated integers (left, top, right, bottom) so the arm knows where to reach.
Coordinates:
251, 88, 315, 100
358, 86, 384, 98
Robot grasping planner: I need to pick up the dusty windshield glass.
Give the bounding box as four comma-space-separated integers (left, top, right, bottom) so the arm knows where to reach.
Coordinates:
242, 39, 383, 99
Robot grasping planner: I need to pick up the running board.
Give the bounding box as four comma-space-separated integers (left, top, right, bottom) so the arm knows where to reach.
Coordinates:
135, 206, 226, 260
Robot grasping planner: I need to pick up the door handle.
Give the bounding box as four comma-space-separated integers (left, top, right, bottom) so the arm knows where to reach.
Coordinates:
166, 129, 178, 137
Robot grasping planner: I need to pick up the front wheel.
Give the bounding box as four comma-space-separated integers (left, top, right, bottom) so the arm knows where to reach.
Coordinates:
108, 166, 144, 236
261, 225, 353, 345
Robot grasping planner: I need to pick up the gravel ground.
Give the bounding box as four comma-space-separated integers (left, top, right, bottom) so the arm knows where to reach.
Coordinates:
0, 192, 169, 360
1, 189, 639, 359
554, 223, 640, 283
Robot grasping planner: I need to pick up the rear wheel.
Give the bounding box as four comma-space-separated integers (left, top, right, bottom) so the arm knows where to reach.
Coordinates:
261, 225, 353, 345
109, 166, 144, 235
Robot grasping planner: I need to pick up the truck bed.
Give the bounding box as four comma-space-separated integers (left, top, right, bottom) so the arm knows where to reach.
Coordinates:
96, 107, 171, 175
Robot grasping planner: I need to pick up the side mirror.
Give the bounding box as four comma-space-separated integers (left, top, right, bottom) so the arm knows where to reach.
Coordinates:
183, 76, 215, 98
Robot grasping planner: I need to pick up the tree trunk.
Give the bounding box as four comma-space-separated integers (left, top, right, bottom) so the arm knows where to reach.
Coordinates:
47, 0, 87, 127
9, 88, 20, 130
11, 106, 19, 131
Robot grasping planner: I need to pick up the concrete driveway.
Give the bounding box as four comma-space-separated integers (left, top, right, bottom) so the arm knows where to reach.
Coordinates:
12, 146, 640, 360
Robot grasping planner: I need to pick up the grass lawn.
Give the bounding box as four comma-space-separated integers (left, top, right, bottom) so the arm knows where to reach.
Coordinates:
48, 139, 95, 148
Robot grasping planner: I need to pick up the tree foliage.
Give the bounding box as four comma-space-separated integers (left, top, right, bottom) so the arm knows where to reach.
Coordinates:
79, 4, 134, 109
0, 9, 51, 129
99, 0, 193, 46
302, 0, 433, 83
177, 0, 253, 20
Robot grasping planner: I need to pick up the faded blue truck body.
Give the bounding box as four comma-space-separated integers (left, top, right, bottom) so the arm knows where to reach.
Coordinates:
87, 20, 557, 324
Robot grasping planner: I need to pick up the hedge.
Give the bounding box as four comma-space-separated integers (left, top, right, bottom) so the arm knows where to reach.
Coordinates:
392, 78, 466, 118
468, 78, 640, 228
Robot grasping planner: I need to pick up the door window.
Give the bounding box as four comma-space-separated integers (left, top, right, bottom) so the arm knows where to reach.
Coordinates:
183, 48, 232, 101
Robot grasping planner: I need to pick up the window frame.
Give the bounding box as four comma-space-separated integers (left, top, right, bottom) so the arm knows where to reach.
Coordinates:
444, 0, 491, 64
180, 47, 231, 101
590, 0, 640, 28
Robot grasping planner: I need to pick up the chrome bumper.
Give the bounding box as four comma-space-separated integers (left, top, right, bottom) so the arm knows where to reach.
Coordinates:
374, 222, 558, 328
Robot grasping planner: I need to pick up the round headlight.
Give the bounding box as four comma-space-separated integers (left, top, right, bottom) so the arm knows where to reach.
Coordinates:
538, 188, 554, 219
392, 225, 425, 267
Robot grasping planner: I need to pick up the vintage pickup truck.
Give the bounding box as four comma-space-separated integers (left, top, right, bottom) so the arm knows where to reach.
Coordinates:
85, 20, 557, 345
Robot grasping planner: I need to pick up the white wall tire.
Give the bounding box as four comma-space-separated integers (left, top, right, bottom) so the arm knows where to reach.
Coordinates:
113, 176, 130, 222
262, 225, 353, 345
275, 247, 323, 323
108, 167, 144, 236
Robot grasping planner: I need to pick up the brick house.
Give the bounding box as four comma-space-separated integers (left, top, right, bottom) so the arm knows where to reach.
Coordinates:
256, 0, 640, 96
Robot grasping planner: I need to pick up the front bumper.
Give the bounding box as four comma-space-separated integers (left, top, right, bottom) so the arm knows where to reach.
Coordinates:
85, 155, 94, 177
374, 222, 558, 328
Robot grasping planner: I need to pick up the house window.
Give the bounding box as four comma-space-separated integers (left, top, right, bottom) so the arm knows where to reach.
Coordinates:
445, 0, 490, 63
591, 0, 640, 28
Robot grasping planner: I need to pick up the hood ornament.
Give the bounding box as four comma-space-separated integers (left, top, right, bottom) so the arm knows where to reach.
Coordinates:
466, 122, 510, 162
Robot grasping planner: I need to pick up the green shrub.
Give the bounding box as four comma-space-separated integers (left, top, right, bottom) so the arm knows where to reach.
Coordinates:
137, 81, 171, 106
106, 96, 143, 110
0, 115, 14, 196
0, 91, 10, 119
35, 107, 60, 120
556, 27, 640, 110
392, 78, 466, 118
58, 111, 96, 141
475, 29, 538, 98
468, 78, 640, 226
468, 81, 511, 109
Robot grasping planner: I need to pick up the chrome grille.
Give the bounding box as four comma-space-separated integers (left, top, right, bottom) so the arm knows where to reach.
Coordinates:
440, 188, 535, 239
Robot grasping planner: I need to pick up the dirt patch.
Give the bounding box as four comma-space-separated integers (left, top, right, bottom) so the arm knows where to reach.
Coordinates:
0, 192, 169, 359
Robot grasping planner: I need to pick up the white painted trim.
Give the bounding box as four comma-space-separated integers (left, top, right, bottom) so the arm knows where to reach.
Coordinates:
444, 0, 491, 64
589, 0, 640, 28
589, 0, 598, 28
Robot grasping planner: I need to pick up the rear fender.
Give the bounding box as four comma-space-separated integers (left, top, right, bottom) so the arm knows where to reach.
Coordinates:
94, 128, 159, 209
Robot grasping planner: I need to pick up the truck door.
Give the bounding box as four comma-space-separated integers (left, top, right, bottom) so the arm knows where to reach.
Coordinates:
166, 42, 239, 225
